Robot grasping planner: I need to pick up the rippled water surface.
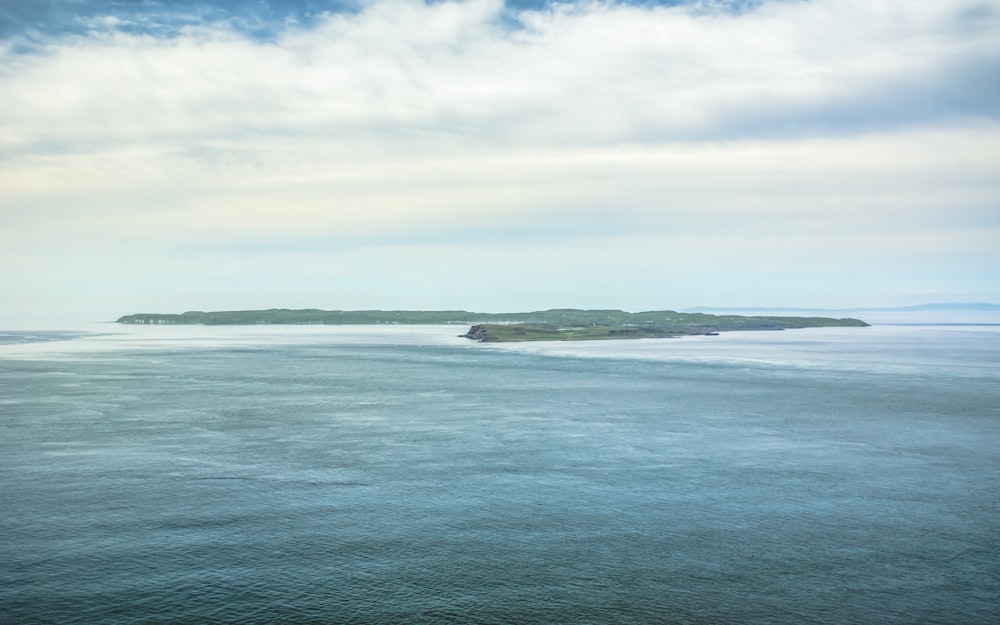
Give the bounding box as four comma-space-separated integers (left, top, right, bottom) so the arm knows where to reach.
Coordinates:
2, 324, 999, 624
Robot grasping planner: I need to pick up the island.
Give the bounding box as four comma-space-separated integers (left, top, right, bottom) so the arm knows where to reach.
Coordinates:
116, 309, 869, 342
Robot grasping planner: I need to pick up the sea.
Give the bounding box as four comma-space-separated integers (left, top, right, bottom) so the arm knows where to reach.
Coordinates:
1, 319, 998, 624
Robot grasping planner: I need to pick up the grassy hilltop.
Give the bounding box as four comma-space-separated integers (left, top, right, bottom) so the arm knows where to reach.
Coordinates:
116, 308, 869, 342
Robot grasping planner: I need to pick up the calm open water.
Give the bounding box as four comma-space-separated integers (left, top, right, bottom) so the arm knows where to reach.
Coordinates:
1, 323, 998, 624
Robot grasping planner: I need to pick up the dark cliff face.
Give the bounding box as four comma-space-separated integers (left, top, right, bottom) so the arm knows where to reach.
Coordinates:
462, 325, 493, 341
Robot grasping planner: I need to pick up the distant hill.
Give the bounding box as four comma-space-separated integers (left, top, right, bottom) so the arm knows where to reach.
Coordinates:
687, 302, 1000, 313
883, 302, 1000, 312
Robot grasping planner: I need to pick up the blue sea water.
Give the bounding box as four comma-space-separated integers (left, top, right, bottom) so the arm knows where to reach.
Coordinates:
1, 323, 998, 624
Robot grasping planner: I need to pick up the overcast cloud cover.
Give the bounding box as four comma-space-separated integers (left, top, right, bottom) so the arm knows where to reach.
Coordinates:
1, 0, 998, 317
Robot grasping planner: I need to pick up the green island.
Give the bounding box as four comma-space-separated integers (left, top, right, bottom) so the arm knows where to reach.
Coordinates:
116, 309, 869, 342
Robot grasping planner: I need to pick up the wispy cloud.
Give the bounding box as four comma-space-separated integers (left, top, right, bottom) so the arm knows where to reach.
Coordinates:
3, 0, 997, 153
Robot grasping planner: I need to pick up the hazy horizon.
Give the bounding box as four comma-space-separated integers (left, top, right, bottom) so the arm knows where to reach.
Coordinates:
2, 0, 998, 315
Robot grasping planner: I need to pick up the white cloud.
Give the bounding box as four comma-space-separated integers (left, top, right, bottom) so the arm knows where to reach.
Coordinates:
1, 0, 998, 312
1, 0, 997, 154
3, 125, 996, 258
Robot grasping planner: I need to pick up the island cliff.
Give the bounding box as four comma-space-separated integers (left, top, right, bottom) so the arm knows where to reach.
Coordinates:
460, 317, 858, 342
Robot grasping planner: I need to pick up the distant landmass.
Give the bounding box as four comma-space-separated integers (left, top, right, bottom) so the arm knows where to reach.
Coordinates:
878, 302, 1000, 312
687, 302, 1000, 313
116, 309, 869, 342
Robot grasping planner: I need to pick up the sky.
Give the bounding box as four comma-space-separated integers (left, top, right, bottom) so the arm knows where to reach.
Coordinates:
1, 0, 998, 317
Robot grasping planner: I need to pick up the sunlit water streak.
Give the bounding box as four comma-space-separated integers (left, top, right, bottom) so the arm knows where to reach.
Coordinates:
2, 324, 998, 624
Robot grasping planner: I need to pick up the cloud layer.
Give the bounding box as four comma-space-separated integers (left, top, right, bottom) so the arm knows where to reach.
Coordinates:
3, 0, 998, 153
1, 0, 998, 313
